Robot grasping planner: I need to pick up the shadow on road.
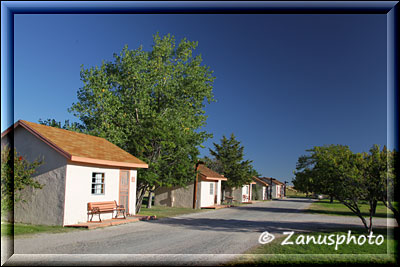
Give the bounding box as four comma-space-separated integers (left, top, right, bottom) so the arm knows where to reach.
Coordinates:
273, 198, 316, 204
232, 206, 309, 214
144, 217, 367, 234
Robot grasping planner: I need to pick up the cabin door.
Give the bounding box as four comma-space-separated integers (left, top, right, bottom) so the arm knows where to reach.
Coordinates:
119, 170, 130, 214
214, 182, 218, 204
242, 185, 249, 202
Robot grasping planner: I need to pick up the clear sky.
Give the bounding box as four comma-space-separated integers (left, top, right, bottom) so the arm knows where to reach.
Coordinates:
9, 14, 387, 183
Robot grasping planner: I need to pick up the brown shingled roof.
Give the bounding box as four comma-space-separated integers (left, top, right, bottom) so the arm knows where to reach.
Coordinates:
9, 120, 148, 169
198, 164, 227, 181
258, 177, 285, 185
253, 177, 270, 186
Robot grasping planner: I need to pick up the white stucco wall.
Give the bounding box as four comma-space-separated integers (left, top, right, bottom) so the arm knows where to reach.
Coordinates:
63, 164, 136, 225
129, 170, 137, 215
200, 181, 215, 207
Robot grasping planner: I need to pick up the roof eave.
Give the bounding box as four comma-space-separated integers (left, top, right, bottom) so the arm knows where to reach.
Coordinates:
253, 177, 270, 186
70, 156, 149, 169
203, 177, 228, 181
200, 173, 227, 181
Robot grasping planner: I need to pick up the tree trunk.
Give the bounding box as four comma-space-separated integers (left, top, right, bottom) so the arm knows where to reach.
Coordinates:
383, 200, 400, 226
357, 213, 370, 232
368, 213, 373, 234
136, 185, 148, 214
365, 199, 378, 234
371, 200, 377, 216
341, 201, 370, 233
147, 191, 153, 209
330, 195, 333, 203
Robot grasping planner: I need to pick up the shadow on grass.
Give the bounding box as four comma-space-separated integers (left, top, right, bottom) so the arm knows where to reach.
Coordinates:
305, 209, 393, 218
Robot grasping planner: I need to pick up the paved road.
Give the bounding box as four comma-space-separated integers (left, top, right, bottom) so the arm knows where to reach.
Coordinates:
4, 198, 396, 265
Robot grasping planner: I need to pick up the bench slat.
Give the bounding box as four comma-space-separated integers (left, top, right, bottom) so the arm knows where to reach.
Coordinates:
87, 201, 124, 212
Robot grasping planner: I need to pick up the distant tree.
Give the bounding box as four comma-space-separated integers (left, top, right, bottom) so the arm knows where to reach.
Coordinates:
378, 147, 399, 226
294, 144, 398, 232
294, 145, 373, 232
292, 167, 314, 198
68, 33, 215, 213
359, 145, 387, 221
1, 146, 43, 216
208, 134, 259, 188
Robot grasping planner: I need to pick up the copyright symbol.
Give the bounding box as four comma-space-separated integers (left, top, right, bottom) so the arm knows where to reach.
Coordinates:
259, 231, 275, 244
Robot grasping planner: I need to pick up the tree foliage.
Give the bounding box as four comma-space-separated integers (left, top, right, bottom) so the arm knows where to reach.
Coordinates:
375, 147, 399, 226
1, 146, 43, 215
293, 144, 396, 232
207, 134, 259, 188
68, 33, 215, 212
201, 157, 224, 175
39, 118, 85, 133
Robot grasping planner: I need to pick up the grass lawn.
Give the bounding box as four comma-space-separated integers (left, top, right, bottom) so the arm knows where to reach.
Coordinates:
228, 228, 397, 266
1, 221, 84, 237
2, 204, 209, 237
286, 188, 309, 198
306, 199, 394, 218
138, 205, 207, 218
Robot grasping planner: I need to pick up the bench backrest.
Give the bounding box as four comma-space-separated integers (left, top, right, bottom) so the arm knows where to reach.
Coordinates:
88, 201, 117, 211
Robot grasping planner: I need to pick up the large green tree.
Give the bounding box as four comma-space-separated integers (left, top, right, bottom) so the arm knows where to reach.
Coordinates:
206, 134, 259, 188
68, 33, 215, 213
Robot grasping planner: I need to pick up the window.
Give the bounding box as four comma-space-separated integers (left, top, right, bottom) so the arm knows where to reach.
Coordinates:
245, 185, 249, 194
92, 172, 105, 194
210, 183, 214, 195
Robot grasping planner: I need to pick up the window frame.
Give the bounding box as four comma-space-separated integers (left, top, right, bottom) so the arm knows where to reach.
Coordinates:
91, 172, 105, 195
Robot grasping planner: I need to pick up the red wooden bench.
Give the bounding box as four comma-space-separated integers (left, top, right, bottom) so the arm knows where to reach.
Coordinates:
87, 200, 126, 222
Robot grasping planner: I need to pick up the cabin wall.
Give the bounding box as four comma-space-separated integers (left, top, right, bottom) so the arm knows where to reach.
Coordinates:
10, 127, 67, 225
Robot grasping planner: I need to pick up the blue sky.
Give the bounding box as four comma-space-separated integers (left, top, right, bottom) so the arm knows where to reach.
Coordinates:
9, 14, 387, 183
